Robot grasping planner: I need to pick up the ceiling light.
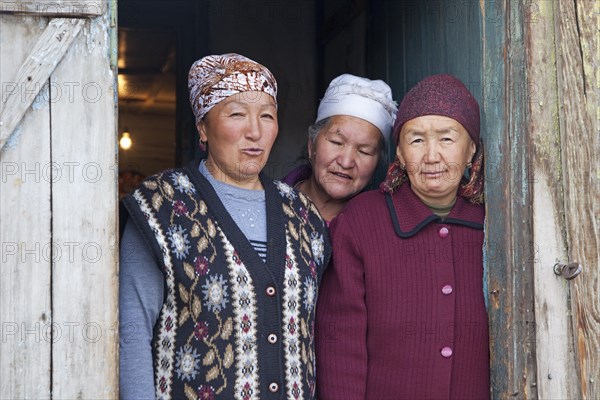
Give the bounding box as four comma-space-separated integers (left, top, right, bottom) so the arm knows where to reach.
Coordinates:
120, 130, 132, 150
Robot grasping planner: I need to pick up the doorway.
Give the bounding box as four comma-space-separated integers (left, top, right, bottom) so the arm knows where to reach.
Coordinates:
117, 27, 177, 197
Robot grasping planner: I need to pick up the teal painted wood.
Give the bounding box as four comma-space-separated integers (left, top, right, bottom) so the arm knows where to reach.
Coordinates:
482, 1, 537, 398
378, 0, 483, 112
387, 1, 483, 101
369, 1, 483, 160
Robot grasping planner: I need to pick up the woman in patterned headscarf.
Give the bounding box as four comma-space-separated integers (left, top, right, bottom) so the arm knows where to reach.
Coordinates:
119, 53, 331, 400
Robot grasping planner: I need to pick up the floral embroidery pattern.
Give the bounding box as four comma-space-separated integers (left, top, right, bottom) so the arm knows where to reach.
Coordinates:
202, 275, 229, 313
198, 385, 216, 400
220, 232, 260, 400
310, 232, 325, 266
282, 234, 303, 400
168, 225, 191, 260
194, 321, 209, 340
173, 200, 188, 216
303, 277, 316, 312
194, 256, 210, 276
132, 189, 178, 399
171, 172, 196, 195
275, 180, 297, 201
130, 170, 329, 399
308, 261, 317, 279
175, 344, 201, 381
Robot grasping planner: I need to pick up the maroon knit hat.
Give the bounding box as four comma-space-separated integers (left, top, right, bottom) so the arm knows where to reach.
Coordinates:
382, 74, 484, 203
392, 74, 480, 146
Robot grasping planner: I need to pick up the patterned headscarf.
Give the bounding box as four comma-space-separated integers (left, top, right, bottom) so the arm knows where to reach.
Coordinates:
381, 74, 484, 204
188, 53, 278, 124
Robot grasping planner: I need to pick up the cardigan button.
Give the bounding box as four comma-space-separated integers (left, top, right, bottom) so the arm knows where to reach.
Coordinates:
441, 284, 453, 295
267, 334, 278, 344
269, 382, 279, 392
266, 286, 276, 297
438, 226, 449, 238
441, 346, 453, 358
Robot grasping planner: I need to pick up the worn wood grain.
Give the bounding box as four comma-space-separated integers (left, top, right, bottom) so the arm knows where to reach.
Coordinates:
525, 1, 582, 397
482, 1, 537, 398
0, 0, 104, 17
49, 11, 119, 398
0, 17, 84, 152
554, 0, 600, 397
0, 15, 51, 399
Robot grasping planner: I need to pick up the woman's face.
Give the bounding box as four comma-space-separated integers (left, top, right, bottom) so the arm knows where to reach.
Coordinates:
199, 91, 278, 189
396, 115, 476, 206
309, 115, 382, 201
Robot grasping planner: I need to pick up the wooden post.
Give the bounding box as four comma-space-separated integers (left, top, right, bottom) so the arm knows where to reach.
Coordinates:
525, 1, 581, 397
482, 1, 537, 397
554, 0, 600, 397
49, 9, 119, 398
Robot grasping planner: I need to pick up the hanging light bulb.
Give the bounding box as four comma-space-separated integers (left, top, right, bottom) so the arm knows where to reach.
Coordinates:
120, 130, 132, 150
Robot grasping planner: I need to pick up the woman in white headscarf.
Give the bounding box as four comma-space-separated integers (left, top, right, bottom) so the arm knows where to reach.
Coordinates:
283, 74, 397, 223
119, 53, 331, 400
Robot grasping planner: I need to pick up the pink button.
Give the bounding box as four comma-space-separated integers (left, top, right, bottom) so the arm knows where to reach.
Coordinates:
442, 284, 453, 295
441, 347, 453, 358
438, 227, 449, 238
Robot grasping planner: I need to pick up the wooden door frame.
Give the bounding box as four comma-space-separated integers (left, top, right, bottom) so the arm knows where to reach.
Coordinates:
483, 1, 599, 398
482, 1, 538, 397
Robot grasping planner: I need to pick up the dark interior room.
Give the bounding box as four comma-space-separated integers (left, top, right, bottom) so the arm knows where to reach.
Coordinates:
117, 0, 482, 196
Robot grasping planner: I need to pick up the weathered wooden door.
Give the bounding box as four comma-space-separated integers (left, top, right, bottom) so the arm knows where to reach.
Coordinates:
482, 1, 599, 398
0, 1, 118, 397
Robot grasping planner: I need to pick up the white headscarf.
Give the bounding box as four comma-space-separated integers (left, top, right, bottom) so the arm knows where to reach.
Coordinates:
317, 74, 397, 143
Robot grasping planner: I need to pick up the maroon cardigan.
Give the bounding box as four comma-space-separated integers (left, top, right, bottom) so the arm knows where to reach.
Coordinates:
315, 183, 490, 400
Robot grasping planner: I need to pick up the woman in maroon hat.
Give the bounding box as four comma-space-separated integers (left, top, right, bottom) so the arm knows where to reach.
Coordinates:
315, 74, 489, 399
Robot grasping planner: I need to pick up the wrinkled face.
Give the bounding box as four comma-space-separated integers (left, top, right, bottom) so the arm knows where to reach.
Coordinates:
396, 115, 476, 206
199, 91, 278, 189
309, 115, 382, 201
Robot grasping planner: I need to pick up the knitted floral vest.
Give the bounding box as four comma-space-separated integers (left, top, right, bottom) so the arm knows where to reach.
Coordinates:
122, 162, 331, 400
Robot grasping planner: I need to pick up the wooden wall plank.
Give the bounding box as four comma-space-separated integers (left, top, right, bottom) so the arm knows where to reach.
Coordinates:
0, 0, 104, 17
49, 10, 118, 398
525, 1, 581, 397
482, 1, 537, 398
554, 0, 600, 397
0, 18, 84, 151
0, 15, 51, 399
384, 1, 483, 105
